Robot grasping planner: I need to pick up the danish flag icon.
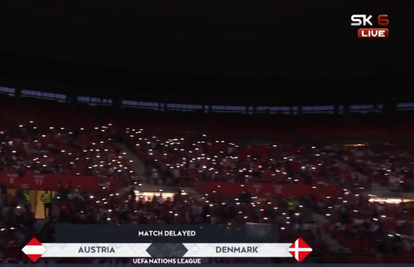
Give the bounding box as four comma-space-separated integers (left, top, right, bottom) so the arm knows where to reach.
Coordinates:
21, 238, 47, 262
288, 238, 313, 262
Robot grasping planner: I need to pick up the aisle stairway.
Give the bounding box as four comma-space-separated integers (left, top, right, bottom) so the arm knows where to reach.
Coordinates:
311, 213, 352, 253
118, 144, 199, 195
116, 143, 146, 177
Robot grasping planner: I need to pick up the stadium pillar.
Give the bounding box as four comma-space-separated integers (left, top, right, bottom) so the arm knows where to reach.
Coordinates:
334, 105, 339, 115
67, 93, 77, 109
15, 88, 21, 106
383, 103, 396, 113
343, 105, 349, 114
163, 103, 168, 117
113, 96, 122, 113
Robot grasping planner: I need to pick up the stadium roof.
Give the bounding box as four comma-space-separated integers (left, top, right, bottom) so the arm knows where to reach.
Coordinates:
0, 0, 413, 105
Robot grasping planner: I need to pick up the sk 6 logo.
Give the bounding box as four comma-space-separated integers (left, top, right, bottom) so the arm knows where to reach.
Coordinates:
351, 14, 389, 39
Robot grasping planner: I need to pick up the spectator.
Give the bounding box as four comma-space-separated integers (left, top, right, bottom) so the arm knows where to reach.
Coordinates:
41, 189, 52, 218
23, 190, 31, 211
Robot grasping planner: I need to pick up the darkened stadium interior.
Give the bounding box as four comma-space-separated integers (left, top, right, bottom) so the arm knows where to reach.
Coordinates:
0, 0, 414, 264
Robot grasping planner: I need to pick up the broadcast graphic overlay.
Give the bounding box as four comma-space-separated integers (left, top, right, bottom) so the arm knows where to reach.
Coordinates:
351, 14, 389, 39
21, 226, 313, 263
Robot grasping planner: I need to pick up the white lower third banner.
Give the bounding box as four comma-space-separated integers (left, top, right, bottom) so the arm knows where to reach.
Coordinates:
21, 238, 312, 262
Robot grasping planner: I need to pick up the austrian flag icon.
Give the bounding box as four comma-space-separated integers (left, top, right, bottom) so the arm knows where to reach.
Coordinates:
22, 238, 47, 262
288, 238, 313, 262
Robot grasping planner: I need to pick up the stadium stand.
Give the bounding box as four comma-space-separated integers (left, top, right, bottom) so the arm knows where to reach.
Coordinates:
0, 123, 133, 178
0, 0, 412, 263
0, 92, 414, 264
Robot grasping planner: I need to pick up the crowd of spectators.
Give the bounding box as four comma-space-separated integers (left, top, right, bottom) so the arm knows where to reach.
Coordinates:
338, 144, 414, 192
1, 179, 413, 263
0, 181, 324, 263
122, 128, 414, 261
0, 108, 413, 263
125, 128, 414, 193
314, 189, 414, 256
0, 122, 134, 179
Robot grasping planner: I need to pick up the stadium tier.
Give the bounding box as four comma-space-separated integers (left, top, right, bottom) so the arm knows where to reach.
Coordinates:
0, 94, 413, 264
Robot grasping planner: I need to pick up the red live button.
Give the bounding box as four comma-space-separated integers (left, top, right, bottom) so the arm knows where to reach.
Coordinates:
358, 28, 389, 39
